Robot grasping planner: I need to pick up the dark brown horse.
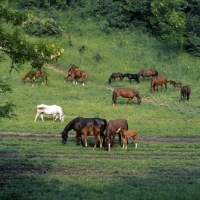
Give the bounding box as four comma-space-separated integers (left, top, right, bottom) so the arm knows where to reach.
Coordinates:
151, 76, 167, 92
168, 80, 182, 91
108, 72, 123, 84
64, 69, 87, 86
180, 85, 191, 101
138, 68, 158, 81
61, 117, 107, 145
112, 88, 142, 106
76, 125, 102, 150
22, 70, 47, 86
105, 118, 128, 151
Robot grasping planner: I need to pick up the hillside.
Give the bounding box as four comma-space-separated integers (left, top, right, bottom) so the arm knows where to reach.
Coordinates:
1, 15, 200, 138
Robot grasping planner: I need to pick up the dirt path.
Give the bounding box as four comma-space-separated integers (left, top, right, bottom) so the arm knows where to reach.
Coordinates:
1, 132, 200, 143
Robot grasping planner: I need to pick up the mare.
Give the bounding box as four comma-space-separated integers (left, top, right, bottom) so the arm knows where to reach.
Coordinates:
112, 88, 142, 106
180, 85, 191, 101
35, 104, 65, 122
61, 117, 107, 145
77, 125, 102, 150
122, 73, 140, 83
138, 68, 158, 81
108, 72, 123, 84
22, 70, 47, 86
64, 69, 87, 86
151, 76, 167, 92
168, 80, 182, 91
105, 118, 128, 151
116, 127, 137, 150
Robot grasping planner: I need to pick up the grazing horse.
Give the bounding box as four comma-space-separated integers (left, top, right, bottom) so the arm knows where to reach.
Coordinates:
122, 73, 140, 83
168, 80, 182, 91
64, 69, 87, 86
151, 76, 168, 92
180, 85, 191, 101
108, 72, 123, 84
22, 70, 47, 86
35, 104, 65, 122
78, 125, 103, 150
112, 88, 142, 106
61, 117, 107, 145
105, 118, 128, 151
116, 127, 137, 150
138, 68, 158, 81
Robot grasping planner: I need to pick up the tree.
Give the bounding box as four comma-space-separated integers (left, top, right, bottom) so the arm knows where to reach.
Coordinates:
0, 0, 64, 118
150, 0, 187, 47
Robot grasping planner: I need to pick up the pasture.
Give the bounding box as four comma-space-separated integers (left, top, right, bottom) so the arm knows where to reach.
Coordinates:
1, 15, 200, 199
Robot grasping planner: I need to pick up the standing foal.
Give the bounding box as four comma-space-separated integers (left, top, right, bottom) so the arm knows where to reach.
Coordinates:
116, 127, 137, 150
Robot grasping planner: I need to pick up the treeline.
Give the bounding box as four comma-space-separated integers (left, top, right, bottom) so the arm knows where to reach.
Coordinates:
15, 0, 200, 57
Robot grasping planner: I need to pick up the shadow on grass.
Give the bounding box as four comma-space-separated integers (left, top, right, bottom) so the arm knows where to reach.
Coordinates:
0, 156, 200, 200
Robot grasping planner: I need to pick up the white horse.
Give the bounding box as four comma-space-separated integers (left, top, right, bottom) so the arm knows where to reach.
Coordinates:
35, 104, 65, 122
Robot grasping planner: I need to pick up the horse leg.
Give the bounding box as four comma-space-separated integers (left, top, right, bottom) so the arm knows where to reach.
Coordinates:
84, 134, 87, 147
118, 132, 121, 146
82, 77, 85, 86
40, 113, 44, 121
122, 138, 125, 149
34, 113, 39, 122
133, 136, 138, 148
125, 137, 128, 150
126, 98, 131, 105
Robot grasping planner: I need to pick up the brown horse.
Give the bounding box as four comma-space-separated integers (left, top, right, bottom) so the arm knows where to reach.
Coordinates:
76, 125, 103, 150
168, 80, 182, 91
116, 127, 137, 150
108, 72, 123, 84
105, 118, 128, 151
112, 88, 142, 106
68, 65, 80, 72
138, 68, 158, 81
22, 70, 47, 86
151, 76, 167, 92
180, 85, 191, 101
64, 69, 87, 86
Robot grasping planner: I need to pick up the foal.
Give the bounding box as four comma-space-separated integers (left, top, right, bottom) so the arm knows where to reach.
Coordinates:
116, 127, 137, 150
79, 125, 102, 150
168, 80, 182, 91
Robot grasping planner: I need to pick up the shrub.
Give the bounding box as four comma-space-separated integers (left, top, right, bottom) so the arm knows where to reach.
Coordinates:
23, 18, 62, 37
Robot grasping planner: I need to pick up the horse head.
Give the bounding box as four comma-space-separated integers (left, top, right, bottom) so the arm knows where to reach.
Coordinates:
61, 131, 68, 144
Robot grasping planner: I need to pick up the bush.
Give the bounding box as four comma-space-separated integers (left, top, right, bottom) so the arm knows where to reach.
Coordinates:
23, 18, 62, 37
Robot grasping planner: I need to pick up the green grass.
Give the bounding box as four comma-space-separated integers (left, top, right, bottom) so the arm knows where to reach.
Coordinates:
1, 12, 200, 200
0, 136, 200, 200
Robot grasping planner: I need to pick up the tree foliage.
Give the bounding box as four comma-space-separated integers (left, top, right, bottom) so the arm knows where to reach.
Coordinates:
0, 0, 64, 118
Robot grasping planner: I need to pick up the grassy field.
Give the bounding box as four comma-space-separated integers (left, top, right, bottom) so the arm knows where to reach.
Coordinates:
1, 13, 200, 199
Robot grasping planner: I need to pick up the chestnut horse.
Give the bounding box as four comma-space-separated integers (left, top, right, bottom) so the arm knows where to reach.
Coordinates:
138, 68, 158, 81
108, 72, 123, 84
68, 65, 80, 72
22, 70, 47, 86
76, 125, 103, 150
112, 88, 142, 106
64, 69, 87, 86
105, 118, 128, 151
180, 85, 191, 101
168, 80, 182, 91
151, 76, 167, 92
116, 127, 137, 150
61, 117, 107, 145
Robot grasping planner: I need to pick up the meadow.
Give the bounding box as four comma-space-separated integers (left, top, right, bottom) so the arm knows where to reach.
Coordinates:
1, 13, 200, 199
